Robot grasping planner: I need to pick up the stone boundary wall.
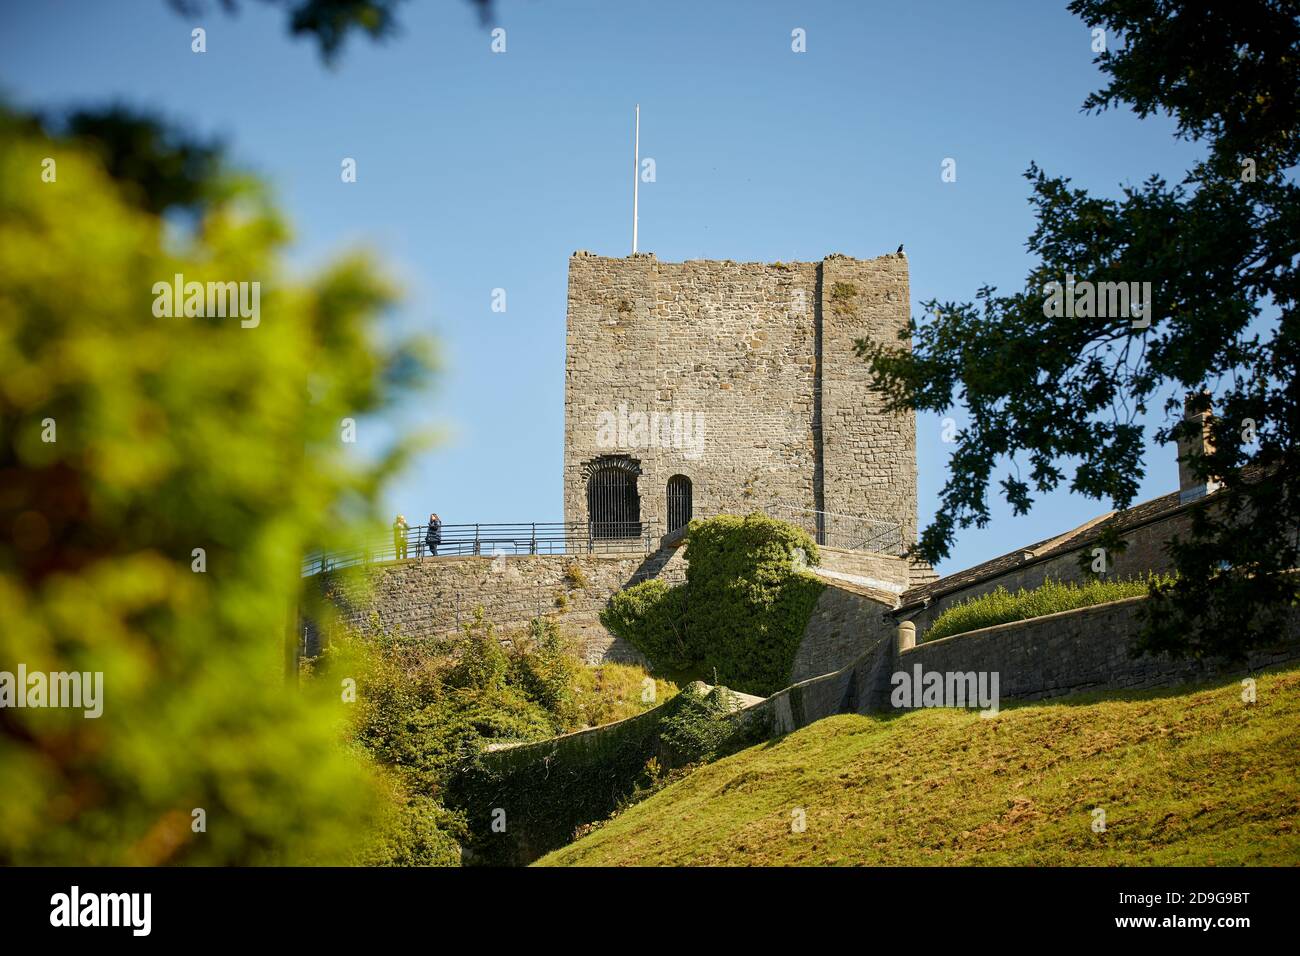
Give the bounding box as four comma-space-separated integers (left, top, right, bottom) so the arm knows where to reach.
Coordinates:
307, 545, 685, 655
451, 682, 764, 866
450, 652, 882, 866
467, 603, 899, 788
453, 705, 666, 866
888, 597, 1300, 707
754, 633, 896, 734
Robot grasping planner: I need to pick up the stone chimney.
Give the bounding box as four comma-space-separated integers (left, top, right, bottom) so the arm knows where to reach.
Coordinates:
1177, 392, 1220, 504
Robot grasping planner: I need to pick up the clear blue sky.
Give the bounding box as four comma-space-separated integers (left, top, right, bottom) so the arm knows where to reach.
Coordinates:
0, 0, 1204, 574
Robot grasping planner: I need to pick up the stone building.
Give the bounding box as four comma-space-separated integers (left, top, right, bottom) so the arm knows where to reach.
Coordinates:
562, 250, 917, 547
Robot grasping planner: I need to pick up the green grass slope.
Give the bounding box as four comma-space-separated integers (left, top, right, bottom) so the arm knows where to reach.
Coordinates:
538, 666, 1300, 866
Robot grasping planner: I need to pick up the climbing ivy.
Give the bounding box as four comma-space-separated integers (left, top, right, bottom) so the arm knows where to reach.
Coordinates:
601, 577, 691, 670
602, 514, 825, 696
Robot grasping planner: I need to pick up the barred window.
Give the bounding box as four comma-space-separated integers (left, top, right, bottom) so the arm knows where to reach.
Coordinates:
586, 459, 642, 539
667, 475, 692, 532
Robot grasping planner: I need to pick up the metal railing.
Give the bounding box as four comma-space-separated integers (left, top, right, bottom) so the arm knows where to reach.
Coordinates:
299, 503, 903, 656
303, 520, 660, 576
761, 501, 906, 556
302, 502, 904, 578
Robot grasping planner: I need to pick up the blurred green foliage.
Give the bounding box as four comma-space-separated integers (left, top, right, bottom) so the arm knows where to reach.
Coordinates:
57, 105, 227, 216
0, 105, 434, 864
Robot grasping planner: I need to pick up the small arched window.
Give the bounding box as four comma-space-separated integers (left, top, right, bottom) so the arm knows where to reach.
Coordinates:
666, 475, 693, 533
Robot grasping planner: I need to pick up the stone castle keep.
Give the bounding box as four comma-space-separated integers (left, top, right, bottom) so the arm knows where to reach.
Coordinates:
562, 250, 918, 543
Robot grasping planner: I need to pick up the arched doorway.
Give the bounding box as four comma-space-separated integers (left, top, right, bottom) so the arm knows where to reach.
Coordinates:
667, 475, 692, 533
585, 456, 642, 539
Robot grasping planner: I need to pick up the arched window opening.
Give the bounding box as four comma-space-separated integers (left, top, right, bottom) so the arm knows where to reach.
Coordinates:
667, 475, 692, 533
586, 457, 642, 539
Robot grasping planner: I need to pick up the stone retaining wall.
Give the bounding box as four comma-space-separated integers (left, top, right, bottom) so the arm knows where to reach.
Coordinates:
791, 581, 894, 682
815, 547, 911, 593
307, 545, 684, 656
449, 682, 763, 866
890, 597, 1300, 706
447, 593, 1300, 866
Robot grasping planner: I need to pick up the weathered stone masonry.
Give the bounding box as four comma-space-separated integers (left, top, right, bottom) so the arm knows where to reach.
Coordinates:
892, 597, 1300, 706
306, 546, 685, 661
563, 252, 917, 541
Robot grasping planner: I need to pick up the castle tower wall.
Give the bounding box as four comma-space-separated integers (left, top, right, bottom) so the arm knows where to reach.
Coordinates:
563, 251, 915, 546
819, 254, 917, 545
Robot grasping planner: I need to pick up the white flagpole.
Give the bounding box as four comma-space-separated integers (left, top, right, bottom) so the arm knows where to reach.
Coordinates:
632, 104, 640, 254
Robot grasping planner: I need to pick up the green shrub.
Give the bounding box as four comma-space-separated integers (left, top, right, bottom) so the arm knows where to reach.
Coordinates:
657, 683, 767, 764
563, 562, 589, 590
923, 574, 1175, 643
601, 577, 692, 670
320, 613, 673, 865
443, 613, 510, 692
601, 515, 825, 696
684, 514, 825, 696
507, 618, 582, 727
323, 622, 560, 795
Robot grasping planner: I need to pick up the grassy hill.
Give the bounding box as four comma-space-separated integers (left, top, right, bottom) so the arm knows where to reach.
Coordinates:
538, 665, 1300, 866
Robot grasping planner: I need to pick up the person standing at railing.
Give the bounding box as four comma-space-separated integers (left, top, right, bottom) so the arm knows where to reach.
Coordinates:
393, 514, 409, 560
426, 513, 441, 557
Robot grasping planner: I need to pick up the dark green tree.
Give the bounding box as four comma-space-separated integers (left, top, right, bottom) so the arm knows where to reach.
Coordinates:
167, 0, 493, 61
43, 105, 226, 216
858, 0, 1300, 661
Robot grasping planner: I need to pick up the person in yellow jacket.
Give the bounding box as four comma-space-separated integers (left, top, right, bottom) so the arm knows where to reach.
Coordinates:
393, 514, 409, 560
